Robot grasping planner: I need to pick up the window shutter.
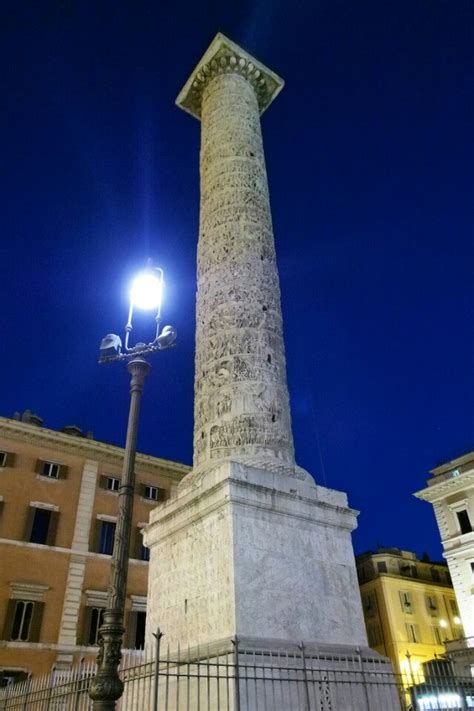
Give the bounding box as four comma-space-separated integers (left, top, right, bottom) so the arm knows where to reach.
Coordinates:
24, 506, 35, 542
157, 487, 166, 502
46, 512, 59, 546
130, 527, 139, 559
124, 611, 136, 649
90, 519, 102, 553
99, 476, 108, 489
138, 483, 147, 497
58, 465, 68, 480
1, 600, 17, 640
35, 459, 44, 475
5, 452, 16, 467
81, 607, 93, 645
29, 602, 45, 643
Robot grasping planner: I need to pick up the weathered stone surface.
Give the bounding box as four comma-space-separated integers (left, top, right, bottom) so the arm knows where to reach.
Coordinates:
180, 38, 296, 478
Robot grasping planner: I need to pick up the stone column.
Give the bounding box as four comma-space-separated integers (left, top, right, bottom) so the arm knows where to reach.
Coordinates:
177, 34, 296, 476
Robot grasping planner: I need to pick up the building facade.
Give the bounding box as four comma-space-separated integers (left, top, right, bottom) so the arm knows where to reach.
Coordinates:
415, 452, 474, 642
357, 548, 463, 681
0, 412, 189, 684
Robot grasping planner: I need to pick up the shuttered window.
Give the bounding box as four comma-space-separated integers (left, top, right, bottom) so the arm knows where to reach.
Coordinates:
99, 476, 120, 492
25, 507, 59, 546
2, 600, 44, 642
35, 460, 68, 480
0, 452, 15, 468
139, 483, 166, 501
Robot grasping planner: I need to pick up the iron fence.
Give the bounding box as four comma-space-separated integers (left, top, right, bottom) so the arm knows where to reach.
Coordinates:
1, 635, 473, 710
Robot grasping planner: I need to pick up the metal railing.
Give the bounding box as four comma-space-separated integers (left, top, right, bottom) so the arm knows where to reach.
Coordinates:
1, 635, 474, 710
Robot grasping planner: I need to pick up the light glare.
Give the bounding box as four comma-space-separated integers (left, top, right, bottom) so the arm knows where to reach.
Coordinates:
130, 272, 163, 310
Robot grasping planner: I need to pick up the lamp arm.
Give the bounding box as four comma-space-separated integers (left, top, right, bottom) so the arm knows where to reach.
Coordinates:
124, 302, 134, 351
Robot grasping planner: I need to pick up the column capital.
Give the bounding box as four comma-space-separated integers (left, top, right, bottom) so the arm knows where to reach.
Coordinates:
176, 33, 284, 120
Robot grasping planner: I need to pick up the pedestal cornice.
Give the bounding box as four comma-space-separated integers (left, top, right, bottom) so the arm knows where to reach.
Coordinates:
176, 32, 284, 119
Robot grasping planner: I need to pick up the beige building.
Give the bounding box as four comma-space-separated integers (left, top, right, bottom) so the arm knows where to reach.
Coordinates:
0, 411, 189, 685
415, 452, 474, 641
357, 548, 463, 681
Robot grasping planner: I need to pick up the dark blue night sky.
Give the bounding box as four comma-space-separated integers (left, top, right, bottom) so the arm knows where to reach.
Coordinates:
2, 2, 473, 558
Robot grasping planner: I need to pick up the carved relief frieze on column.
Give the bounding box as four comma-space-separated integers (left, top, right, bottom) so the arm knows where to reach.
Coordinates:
177, 34, 299, 476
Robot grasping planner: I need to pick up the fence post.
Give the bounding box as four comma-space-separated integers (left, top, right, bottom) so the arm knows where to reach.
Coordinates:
232, 637, 241, 711
298, 642, 311, 711
21, 674, 32, 711
356, 647, 372, 711
405, 652, 418, 709
152, 627, 163, 711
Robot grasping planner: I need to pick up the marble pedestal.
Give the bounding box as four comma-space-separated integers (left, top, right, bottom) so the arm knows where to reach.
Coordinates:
144, 463, 401, 710
145, 461, 367, 650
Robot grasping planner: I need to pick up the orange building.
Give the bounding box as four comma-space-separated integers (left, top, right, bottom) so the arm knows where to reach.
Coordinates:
0, 411, 189, 684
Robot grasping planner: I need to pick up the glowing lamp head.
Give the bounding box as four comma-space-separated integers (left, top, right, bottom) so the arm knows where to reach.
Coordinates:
130, 271, 163, 311
439, 619, 448, 628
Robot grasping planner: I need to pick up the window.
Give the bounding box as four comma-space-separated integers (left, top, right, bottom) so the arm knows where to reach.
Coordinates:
106, 477, 119, 492
87, 607, 105, 646
0, 670, 28, 688
99, 476, 120, 492
431, 568, 440, 582
456, 509, 472, 535
12, 601, 34, 640
406, 623, 420, 643
367, 624, 382, 648
426, 595, 438, 615
35, 459, 67, 480
0, 452, 15, 468
1, 599, 44, 642
400, 591, 413, 614
139, 540, 150, 562
132, 611, 146, 649
25, 506, 58, 546
140, 483, 166, 502
400, 563, 418, 578
377, 561, 387, 573
449, 599, 459, 616
363, 593, 377, 617
432, 625, 442, 645
144, 486, 158, 501
98, 521, 116, 555
41, 462, 60, 479
127, 605, 147, 650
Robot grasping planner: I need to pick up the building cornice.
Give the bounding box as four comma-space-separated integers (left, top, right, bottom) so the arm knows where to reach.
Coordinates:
0, 416, 190, 481
430, 452, 474, 477
415, 470, 474, 503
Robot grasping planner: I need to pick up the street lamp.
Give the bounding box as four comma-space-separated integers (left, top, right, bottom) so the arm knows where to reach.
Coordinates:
89, 262, 176, 710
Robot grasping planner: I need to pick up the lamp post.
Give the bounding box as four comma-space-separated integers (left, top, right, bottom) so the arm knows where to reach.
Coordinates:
89, 263, 176, 710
